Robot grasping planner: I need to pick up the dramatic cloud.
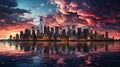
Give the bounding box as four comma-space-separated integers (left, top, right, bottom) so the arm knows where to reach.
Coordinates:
0, 0, 35, 39
46, 0, 120, 38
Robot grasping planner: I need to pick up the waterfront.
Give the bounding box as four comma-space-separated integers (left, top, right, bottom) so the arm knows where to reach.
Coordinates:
0, 41, 120, 67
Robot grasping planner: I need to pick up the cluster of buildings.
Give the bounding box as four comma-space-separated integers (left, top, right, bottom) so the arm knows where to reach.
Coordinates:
9, 16, 113, 41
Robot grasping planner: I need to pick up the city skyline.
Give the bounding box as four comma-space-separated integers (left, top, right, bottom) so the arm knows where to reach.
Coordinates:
0, 0, 120, 39
9, 24, 114, 41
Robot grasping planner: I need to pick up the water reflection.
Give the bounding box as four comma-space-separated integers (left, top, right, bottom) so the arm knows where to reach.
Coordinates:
0, 41, 120, 67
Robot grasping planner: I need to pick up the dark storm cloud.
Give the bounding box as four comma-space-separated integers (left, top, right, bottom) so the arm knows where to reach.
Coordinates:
0, 0, 32, 27
0, 0, 17, 7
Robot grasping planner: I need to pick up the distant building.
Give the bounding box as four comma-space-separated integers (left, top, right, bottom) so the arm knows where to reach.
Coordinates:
16, 33, 19, 40
32, 26, 37, 40
61, 29, 66, 37
105, 32, 109, 39
94, 31, 97, 39
36, 27, 40, 36
51, 27, 54, 35
59, 27, 62, 35
83, 28, 89, 39
72, 25, 76, 36
20, 31, 24, 40
9, 35, 12, 40
40, 16, 44, 33
89, 29, 93, 39
77, 27, 81, 38
44, 25, 47, 34
44, 25, 50, 34
54, 26, 59, 40
66, 25, 70, 36
24, 28, 30, 40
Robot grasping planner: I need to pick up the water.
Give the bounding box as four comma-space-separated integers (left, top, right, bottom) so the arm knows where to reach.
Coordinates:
0, 41, 120, 67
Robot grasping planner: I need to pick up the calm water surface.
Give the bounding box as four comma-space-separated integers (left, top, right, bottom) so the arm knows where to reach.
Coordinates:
0, 41, 120, 67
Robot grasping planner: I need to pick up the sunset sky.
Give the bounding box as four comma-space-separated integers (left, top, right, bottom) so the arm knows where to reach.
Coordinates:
0, 0, 120, 39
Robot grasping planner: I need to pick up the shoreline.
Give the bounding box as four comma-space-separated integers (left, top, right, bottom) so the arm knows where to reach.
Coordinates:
0, 39, 119, 42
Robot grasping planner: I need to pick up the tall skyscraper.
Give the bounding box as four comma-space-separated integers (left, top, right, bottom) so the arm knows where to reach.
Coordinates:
51, 27, 54, 35
105, 32, 108, 39
20, 31, 24, 40
72, 25, 76, 36
24, 28, 30, 40
54, 26, 59, 40
66, 25, 70, 36
47, 25, 50, 34
16, 33, 19, 40
36, 27, 40, 36
94, 31, 97, 39
89, 29, 93, 39
9, 35, 12, 40
32, 26, 36, 40
40, 16, 44, 33
83, 28, 89, 39
44, 25, 47, 34
55, 26, 59, 35
77, 27, 81, 38
61, 29, 66, 37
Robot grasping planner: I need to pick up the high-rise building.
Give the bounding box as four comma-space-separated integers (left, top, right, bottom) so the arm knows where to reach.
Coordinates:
39, 16, 44, 33
59, 27, 62, 35
54, 26, 59, 40
51, 27, 54, 35
36, 27, 40, 36
47, 25, 50, 34
9, 35, 12, 40
94, 31, 97, 39
20, 31, 24, 40
16, 33, 19, 40
44, 25, 47, 34
44, 25, 50, 34
77, 27, 81, 38
55, 26, 59, 34
83, 28, 89, 39
61, 29, 66, 37
66, 25, 71, 36
32, 26, 36, 40
24, 28, 30, 40
72, 25, 76, 36
105, 32, 108, 39
89, 29, 93, 39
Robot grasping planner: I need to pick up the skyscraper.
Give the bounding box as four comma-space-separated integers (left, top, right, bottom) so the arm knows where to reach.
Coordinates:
94, 31, 97, 39
83, 28, 89, 39
9, 35, 12, 40
66, 25, 71, 36
54, 26, 59, 40
51, 27, 54, 35
72, 25, 76, 36
77, 27, 81, 38
16, 33, 19, 40
32, 26, 37, 40
20, 31, 24, 40
24, 28, 30, 40
89, 29, 93, 39
40, 16, 44, 33
36, 27, 40, 36
61, 29, 66, 37
105, 32, 108, 39
55, 26, 59, 35
44, 25, 47, 34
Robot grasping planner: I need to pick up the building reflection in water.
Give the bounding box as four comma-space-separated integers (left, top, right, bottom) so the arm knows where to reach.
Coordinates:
1, 41, 119, 67
6, 41, 113, 54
